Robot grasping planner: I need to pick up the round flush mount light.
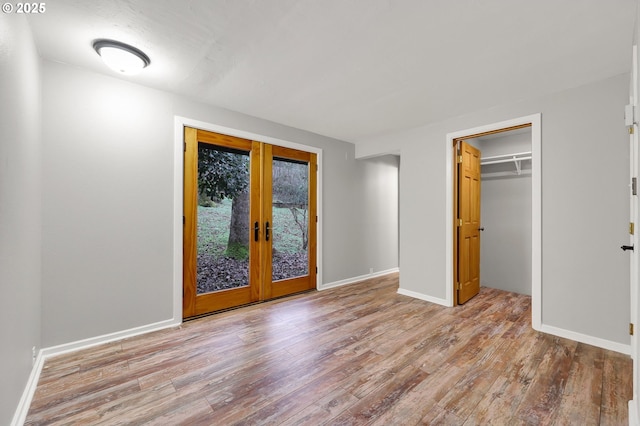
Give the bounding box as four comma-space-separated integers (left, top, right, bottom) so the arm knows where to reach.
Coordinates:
93, 39, 150, 75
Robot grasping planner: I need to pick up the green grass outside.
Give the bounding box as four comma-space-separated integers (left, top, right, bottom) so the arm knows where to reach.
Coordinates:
198, 198, 307, 258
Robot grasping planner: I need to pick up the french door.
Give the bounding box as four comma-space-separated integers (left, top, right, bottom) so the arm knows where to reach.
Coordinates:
183, 127, 317, 318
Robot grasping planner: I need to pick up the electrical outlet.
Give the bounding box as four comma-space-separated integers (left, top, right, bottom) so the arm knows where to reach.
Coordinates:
32, 346, 36, 366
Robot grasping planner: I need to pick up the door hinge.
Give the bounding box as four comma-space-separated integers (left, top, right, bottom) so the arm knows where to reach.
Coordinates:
315, 267, 318, 274
633, 177, 637, 196
457, 155, 463, 164
316, 215, 318, 223
625, 104, 637, 126
457, 282, 462, 291
630, 127, 635, 135
631, 323, 634, 336
184, 142, 187, 152
183, 216, 185, 225
631, 222, 635, 235
457, 218, 463, 227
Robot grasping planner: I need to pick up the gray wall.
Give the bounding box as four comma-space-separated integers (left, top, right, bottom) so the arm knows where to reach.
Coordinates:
479, 132, 532, 295
356, 155, 400, 274
0, 15, 42, 425
359, 74, 630, 345
40, 60, 399, 348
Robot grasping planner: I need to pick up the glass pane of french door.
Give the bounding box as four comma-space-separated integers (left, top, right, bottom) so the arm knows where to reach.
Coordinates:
271, 158, 309, 282
197, 143, 250, 294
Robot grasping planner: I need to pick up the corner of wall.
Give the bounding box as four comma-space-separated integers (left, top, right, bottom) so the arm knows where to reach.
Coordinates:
0, 13, 43, 426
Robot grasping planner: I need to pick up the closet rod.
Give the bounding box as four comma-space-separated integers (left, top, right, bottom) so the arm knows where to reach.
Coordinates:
480, 151, 531, 162
481, 155, 532, 166
482, 170, 532, 178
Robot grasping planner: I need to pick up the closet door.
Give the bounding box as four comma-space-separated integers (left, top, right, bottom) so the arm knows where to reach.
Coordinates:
457, 140, 481, 304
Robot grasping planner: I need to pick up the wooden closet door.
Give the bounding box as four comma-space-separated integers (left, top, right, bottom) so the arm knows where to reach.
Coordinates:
457, 140, 481, 304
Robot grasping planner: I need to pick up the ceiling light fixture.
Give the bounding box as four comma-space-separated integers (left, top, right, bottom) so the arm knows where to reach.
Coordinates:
93, 39, 150, 75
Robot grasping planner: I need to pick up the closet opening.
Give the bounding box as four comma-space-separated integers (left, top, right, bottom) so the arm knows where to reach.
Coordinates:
453, 123, 533, 306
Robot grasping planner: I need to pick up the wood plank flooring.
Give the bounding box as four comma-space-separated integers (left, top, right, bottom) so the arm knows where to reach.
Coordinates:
25, 273, 632, 425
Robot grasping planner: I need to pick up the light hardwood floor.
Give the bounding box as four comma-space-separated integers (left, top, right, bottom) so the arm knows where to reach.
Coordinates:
26, 273, 631, 425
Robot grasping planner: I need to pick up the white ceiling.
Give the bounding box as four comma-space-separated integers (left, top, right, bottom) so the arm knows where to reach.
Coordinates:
27, 0, 637, 144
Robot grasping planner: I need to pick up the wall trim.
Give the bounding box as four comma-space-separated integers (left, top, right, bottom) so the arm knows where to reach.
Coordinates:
540, 324, 631, 355
11, 318, 179, 425
630, 400, 639, 426
445, 113, 542, 329
397, 287, 449, 306
396, 287, 630, 355
10, 352, 45, 426
12, 266, 398, 424
11, 268, 627, 424
319, 268, 399, 291
41, 318, 180, 358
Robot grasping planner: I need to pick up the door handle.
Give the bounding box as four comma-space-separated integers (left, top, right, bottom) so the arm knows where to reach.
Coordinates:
265, 221, 270, 242
478, 227, 485, 231
254, 221, 260, 242
621, 245, 634, 251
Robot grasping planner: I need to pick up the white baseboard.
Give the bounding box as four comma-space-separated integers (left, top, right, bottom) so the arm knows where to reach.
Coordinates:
14, 288, 630, 424
40, 318, 180, 358
11, 271, 405, 424
630, 400, 639, 426
394, 291, 630, 355
397, 287, 450, 307
11, 317, 180, 425
10, 351, 45, 426
318, 267, 399, 291
539, 324, 631, 355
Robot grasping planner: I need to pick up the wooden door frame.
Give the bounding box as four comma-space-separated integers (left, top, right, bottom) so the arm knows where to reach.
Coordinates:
629, 43, 639, 422
172, 116, 323, 323
446, 114, 541, 331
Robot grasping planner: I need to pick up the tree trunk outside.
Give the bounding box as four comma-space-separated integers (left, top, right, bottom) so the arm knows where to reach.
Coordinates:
228, 189, 249, 248
289, 207, 308, 250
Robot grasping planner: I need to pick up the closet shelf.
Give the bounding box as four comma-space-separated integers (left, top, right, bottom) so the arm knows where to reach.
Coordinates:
481, 151, 531, 175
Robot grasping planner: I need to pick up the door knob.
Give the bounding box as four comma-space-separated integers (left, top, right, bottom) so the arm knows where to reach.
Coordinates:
621, 245, 634, 251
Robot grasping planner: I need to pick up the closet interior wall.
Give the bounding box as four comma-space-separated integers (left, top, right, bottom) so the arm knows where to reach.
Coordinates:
474, 130, 533, 296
